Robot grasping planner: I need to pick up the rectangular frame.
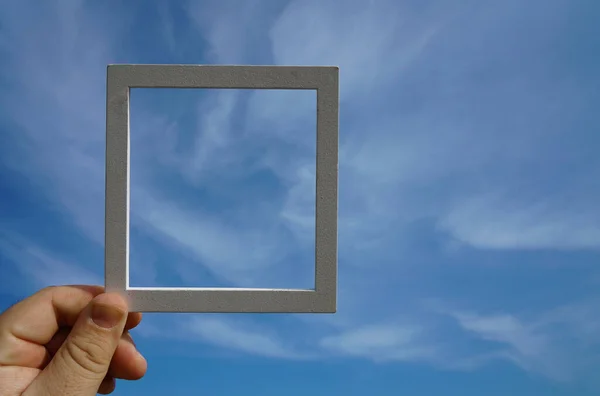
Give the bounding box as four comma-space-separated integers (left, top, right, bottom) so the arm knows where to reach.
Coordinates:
105, 65, 339, 313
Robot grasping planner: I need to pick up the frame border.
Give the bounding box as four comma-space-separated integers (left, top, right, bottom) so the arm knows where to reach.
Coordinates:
105, 65, 338, 313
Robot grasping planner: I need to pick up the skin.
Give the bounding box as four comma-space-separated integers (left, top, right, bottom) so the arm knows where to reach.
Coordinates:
0, 285, 147, 395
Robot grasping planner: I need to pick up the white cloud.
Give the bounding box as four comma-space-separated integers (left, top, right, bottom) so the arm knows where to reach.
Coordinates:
269, 0, 440, 100
0, 233, 102, 291
439, 193, 600, 250
447, 300, 600, 381
184, 317, 307, 359
186, 90, 240, 182
186, 0, 281, 64
320, 323, 438, 363
134, 193, 290, 285
279, 162, 316, 243
0, 1, 115, 244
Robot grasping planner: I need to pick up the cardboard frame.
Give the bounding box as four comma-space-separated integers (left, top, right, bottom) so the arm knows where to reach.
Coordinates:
105, 65, 339, 312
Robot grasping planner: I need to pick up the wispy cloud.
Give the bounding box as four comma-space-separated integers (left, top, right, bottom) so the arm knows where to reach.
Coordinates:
0, 232, 102, 293
183, 316, 311, 359
445, 299, 600, 381
319, 323, 438, 363
439, 193, 600, 250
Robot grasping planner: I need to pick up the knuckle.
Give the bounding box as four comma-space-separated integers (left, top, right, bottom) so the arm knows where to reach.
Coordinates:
0, 333, 24, 366
40, 285, 57, 294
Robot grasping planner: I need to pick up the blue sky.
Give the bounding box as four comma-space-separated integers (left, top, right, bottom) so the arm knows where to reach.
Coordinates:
1, 0, 600, 394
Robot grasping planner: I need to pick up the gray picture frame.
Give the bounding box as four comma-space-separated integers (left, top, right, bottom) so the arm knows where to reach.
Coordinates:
105, 64, 339, 313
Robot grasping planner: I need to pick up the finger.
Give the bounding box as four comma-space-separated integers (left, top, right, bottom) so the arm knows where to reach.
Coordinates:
43, 329, 147, 380
0, 285, 102, 368
42, 319, 141, 363
43, 327, 71, 360
0, 366, 39, 395
108, 332, 147, 380
125, 312, 143, 331
42, 330, 146, 380
0, 285, 140, 368
44, 317, 140, 358
45, 318, 141, 356
98, 376, 116, 395
23, 293, 128, 396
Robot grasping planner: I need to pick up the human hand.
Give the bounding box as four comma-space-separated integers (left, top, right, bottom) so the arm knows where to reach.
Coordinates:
0, 285, 147, 395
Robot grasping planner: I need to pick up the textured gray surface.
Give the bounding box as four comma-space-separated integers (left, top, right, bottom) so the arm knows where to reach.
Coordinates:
105, 65, 338, 313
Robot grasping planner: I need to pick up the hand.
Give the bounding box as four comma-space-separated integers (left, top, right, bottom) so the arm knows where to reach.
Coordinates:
0, 285, 147, 395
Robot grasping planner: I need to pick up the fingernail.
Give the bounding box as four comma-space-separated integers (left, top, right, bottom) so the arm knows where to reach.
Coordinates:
92, 302, 125, 329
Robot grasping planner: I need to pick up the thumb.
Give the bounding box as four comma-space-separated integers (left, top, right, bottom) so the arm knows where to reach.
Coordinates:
24, 293, 129, 396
